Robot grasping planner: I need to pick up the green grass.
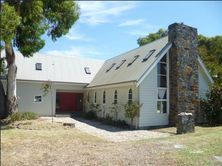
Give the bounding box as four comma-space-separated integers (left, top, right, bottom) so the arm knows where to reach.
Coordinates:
156, 126, 222, 165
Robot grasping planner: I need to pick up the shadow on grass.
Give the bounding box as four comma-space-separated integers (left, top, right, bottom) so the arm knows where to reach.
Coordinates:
0, 125, 14, 130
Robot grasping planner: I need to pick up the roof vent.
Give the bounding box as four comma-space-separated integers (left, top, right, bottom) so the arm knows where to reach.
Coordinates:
116, 60, 126, 70
128, 55, 139, 67
106, 63, 116, 72
84, 67, 91, 74
142, 49, 156, 62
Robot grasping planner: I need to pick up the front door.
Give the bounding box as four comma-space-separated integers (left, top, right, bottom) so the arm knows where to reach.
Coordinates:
56, 92, 83, 113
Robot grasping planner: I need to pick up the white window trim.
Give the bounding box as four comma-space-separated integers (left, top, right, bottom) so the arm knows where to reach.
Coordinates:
34, 95, 42, 103
157, 52, 169, 114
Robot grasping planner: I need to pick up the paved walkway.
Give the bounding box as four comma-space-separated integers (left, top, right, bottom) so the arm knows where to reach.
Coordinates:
41, 117, 170, 142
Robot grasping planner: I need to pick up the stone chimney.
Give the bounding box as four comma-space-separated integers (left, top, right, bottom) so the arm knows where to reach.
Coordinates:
168, 23, 199, 128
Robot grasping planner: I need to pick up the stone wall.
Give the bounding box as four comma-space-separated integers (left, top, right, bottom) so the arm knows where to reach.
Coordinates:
168, 23, 199, 126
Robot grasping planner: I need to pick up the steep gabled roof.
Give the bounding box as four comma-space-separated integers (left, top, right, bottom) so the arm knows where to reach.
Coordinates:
87, 36, 170, 88
15, 52, 104, 84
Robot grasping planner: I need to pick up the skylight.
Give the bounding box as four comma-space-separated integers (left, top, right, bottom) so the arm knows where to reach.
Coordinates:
84, 67, 91, 74
35, 63, 42, 71
142, 49, 156, 62
128, 55, 139, 67
116, 60, 126, 70
106, 63, 116, 72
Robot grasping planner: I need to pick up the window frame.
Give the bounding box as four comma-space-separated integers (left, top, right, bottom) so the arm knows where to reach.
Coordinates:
114, 90, 118, 104
106, 63, 116, 72
116, 60, 126, 70
157, 53, 169, 114
35, 63, 42, 71
84, 67, 91, 74
128, 88, 133, 103
142, 49, 156, 62
34, 96, 42, 102
127, 55, 140, 67
103, 91, 106, 104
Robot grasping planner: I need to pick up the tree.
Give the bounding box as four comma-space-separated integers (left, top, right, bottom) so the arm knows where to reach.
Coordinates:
137, 29, 167, 46
0, 1, 79, 115
137, 29, 222, 84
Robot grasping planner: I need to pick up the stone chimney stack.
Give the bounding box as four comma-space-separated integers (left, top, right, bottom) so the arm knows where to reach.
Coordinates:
168, 23, 199, 129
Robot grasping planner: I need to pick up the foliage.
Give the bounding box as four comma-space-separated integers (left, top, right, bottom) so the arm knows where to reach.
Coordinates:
89, 102, 101, 115
124, 101, 142, 127
137, 29, 167, 46
83, 111, 97, 120
137, 29, 222, 83
1, 0, 80, 57
0, 3, 21, 43
6, 112, 39, 124
109, 103, 122, 121
200, 83, 222, 125
41, 81, 52, 96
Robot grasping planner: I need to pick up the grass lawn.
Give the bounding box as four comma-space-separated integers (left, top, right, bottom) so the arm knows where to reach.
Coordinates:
1, 120, 222, 166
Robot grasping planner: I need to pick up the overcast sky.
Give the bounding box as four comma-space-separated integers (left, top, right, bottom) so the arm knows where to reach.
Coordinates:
38, 1, 222, 60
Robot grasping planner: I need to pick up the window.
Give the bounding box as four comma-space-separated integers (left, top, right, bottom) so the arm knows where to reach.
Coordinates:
116, 60, 126, 70
142, 49, 156, 62
94, 92, 97, 103
34, 96, 42, 102
128, 89, 132, 103
114, 90, 117, 104
84, 67, 91, 74
35, 63, 42, 70
157, 54, 168, 114
106, 63, 116, 72
128, 55, 139, 67
87, 92, 90, 102
103, 91, 106, 104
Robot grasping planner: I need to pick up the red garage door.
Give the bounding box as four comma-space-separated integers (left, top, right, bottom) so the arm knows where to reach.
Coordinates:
56, 92, 83, 113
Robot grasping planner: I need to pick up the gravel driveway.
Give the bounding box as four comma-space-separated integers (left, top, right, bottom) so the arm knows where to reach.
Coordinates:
41, 117, 170, 142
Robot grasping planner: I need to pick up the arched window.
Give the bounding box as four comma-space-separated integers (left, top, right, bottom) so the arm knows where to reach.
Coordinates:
94, 92, 97, 103
103, 91, 106, 104
114, 90, 118, 104
128, 89, 132, 103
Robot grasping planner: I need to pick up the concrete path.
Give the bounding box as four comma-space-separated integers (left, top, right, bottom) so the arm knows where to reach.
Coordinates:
41, 117, 170, 142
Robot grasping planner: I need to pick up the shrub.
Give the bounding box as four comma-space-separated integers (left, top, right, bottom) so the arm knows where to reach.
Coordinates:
124, 101, 142, 128
200, 83, 222, 125
8, 112, 38, 123
84, 111, 97, 120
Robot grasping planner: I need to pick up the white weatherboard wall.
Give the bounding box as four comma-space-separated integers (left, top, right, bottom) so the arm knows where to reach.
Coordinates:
199, 67, 211, 99
85, 84, 138, 126
17, 81, 86, 116
17, 82, 52, 115
139, 66, 169, 127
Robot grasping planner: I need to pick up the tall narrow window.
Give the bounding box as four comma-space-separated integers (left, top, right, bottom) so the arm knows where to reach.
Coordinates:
128, 89, 132, 103
157, 54, 168, 114
94, 92, 97, 103
128, 55, 139, 67
87, 92, 90, 102
103, 91, 106, 104
114, 90, 118, 104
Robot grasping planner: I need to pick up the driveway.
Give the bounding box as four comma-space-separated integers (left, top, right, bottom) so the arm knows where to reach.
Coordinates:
41, 117, 170, 142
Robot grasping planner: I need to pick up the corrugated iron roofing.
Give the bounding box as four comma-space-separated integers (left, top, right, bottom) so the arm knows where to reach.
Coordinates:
15, 52, 104, 84
87, 36, 169, 87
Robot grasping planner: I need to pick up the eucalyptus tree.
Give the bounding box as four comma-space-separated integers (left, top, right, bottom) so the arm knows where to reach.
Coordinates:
0, 0, 79, 115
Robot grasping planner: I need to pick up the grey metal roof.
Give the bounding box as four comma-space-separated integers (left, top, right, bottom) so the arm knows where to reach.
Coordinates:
15, 52, 104, 84
87, 36, 169, 88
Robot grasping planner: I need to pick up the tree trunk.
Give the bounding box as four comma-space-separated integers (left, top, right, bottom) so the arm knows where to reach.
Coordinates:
0, 80, 6, 118
5, 43, 18, 115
